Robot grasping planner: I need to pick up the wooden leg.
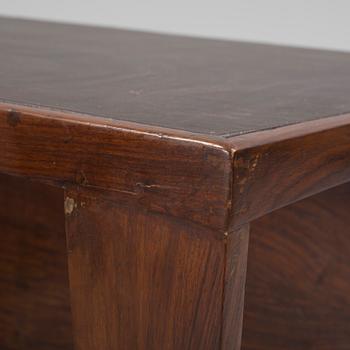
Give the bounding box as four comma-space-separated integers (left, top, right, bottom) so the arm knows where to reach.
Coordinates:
65, 187, 249, 350
242, 182, 350, 350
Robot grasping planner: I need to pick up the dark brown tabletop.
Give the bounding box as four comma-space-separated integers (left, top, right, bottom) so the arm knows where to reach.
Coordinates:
1, 17, 350, 137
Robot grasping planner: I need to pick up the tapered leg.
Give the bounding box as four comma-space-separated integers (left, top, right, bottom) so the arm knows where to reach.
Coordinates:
65, 187, 249, 350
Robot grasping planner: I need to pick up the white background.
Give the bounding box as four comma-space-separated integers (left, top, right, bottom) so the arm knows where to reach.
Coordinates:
1, 0, 350, 51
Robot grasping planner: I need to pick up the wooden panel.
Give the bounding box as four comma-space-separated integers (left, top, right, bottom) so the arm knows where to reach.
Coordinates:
242, 182, 350, 349
0, 104, 231, 231
65, 187, 249, 350
2, 17, 350, 136
3, 103, 350, 236
229, 114, 350, 228
0, 173, 73, 349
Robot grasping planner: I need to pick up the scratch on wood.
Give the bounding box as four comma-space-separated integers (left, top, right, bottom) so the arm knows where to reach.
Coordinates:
135, 182, 178, 192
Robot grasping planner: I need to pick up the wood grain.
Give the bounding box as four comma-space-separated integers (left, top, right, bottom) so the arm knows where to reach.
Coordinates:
242, 182, 350, 350
65, 187, 249, 350
2, 18, 350, 348
229, 113, 350, 228
2, 17, 350, 136
3, 102, 350, 236
0, 173, 73, 350
0, 103, 232, 232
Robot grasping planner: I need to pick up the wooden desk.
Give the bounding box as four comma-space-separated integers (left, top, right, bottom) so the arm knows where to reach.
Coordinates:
1, 17, 350, 350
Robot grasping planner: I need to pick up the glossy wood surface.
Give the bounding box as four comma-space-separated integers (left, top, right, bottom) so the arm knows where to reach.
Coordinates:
0, 104, 231, 232
2, 103, 350, 236
65, 187, 249, 350
2, 17, 350, 136
0, 174, 73, 349
243, 183, 350, 349
1, 17, 350, 349
228, 113, 350, 228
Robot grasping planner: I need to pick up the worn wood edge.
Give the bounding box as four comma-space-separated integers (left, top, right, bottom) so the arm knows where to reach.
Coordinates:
0, 102, 234, 234
227, 113, 350, 229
